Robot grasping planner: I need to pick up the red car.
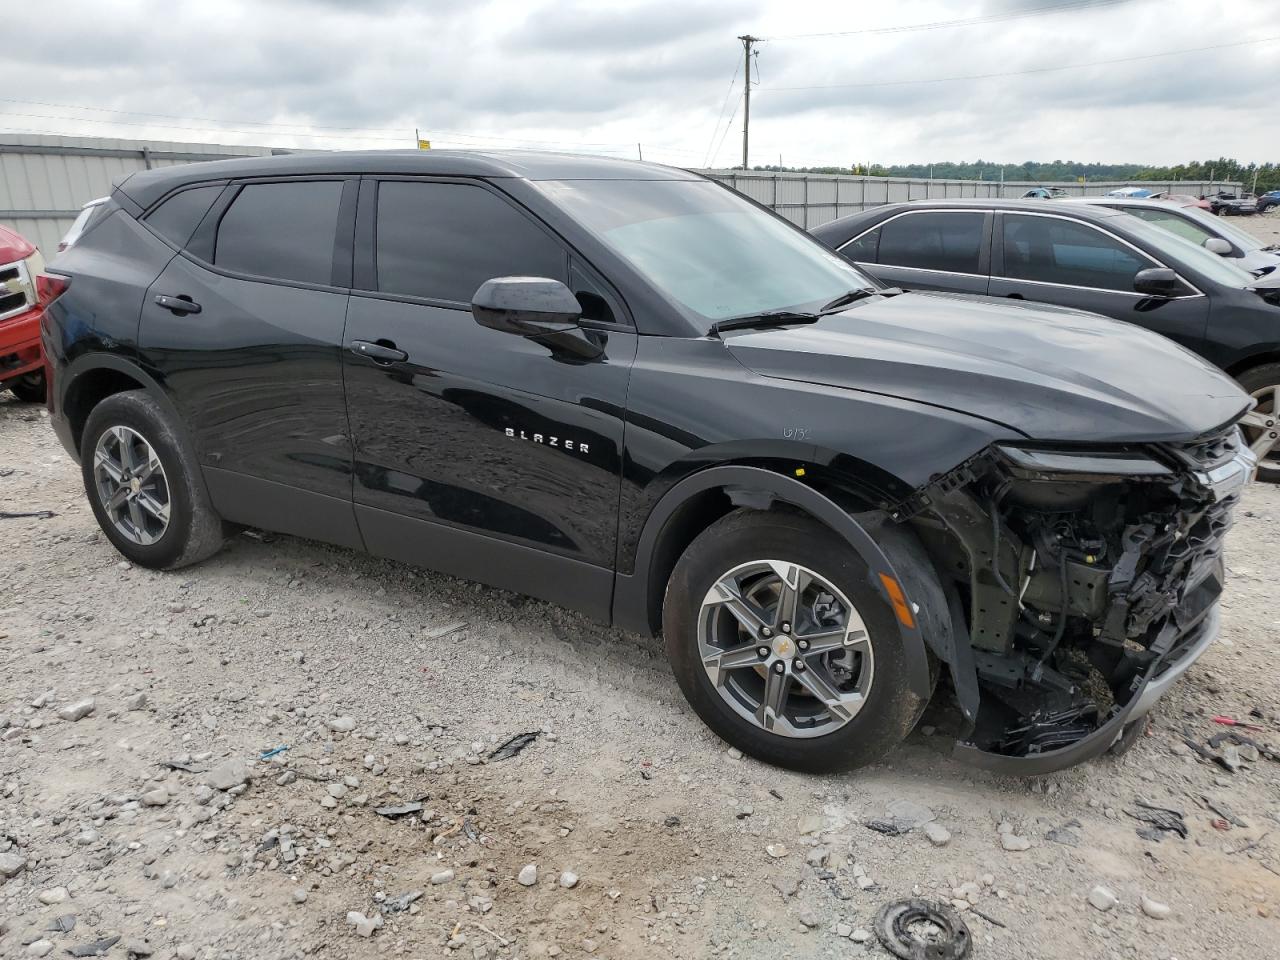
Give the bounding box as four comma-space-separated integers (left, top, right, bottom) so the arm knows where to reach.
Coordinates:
0, 224, 48, 403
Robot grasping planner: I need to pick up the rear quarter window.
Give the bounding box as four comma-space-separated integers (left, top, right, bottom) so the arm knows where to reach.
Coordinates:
144, 186, 224, 249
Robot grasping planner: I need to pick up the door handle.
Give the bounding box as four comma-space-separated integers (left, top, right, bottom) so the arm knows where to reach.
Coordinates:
155, 294, 202, 314
349, 339, 408, 364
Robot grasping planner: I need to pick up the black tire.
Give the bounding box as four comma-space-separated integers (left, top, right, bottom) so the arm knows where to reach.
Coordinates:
80, 390, 228, 569
8, 371, 46, 403
662, 508, 930, 773
1237, 363, 1280, 483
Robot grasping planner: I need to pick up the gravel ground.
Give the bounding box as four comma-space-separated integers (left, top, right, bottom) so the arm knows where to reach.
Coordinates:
3, 214, 1280, 960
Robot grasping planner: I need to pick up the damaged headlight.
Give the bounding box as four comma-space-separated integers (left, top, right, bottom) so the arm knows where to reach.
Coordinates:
996, 444, 1173, 480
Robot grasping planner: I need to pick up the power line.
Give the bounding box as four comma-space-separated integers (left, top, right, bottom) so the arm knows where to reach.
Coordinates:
762, 35, 1280, 92
702, 54, 741, 168
766, 0, 1131, 41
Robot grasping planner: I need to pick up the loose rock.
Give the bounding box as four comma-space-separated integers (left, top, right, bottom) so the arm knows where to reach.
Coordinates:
517, 864, 538, 886
1141, 895, 1172, 919
1088, 885, 1118, 912
57, 699, 95, 722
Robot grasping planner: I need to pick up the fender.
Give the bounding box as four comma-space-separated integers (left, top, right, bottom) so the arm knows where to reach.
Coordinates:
611, 464, 937, 702
53, 352, 190, 462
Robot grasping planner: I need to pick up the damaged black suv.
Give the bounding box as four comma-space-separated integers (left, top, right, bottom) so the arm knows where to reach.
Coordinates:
42, 151, 1255, 773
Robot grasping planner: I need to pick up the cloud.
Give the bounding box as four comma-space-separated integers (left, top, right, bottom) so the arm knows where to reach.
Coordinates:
0, 0, 1274, 168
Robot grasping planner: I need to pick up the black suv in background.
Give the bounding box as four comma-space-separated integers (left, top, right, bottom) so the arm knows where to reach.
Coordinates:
43, 153, 1254, 774
812, 199, 1280, 479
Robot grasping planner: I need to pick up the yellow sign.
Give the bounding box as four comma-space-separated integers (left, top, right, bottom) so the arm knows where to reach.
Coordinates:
1077, 176, 1085, 183
417, 139, 431, 150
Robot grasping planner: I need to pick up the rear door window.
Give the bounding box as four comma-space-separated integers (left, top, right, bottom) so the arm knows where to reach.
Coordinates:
1002, 214, 1156, 292
842, 225, 881, 262
144, 186, 223, 249
374, 180, 566, 303
877, 211, 984, 273
214, 181, 344, 284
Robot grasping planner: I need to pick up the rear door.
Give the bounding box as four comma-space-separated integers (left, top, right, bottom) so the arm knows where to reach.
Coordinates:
838, 209, 991, 294
341, 177, 637, 617
988, 211, 1210, 354
138, 176, 362, 546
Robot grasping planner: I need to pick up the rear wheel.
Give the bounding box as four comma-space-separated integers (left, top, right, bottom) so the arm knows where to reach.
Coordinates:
8, 371, 45, 403
1237, 363, 1280, 482
662, 508, 929, 773
81, 391, 228, 568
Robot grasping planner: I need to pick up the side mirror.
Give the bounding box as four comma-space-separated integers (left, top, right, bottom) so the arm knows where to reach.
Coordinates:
471, 277, 582, 337
1133, 267, 1181, 297
1203, 237, 1232, 256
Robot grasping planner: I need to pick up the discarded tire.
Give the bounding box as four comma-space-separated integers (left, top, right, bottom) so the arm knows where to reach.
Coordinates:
873, 898, 972, 960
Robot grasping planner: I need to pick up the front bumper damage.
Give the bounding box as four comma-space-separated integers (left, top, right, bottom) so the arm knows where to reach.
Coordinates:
898, 425, 1255, 774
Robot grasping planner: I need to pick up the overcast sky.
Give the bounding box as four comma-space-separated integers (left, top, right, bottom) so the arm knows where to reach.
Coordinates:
2, 0, 1276, 168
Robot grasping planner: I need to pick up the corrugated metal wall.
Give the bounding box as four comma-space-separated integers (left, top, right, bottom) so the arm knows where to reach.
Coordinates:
0, 134, 1246, 250
698, 170, 1246, 228
0, 135, 276, 253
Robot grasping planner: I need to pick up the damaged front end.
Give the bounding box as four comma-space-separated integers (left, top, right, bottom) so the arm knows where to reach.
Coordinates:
899, 424, 1256, 774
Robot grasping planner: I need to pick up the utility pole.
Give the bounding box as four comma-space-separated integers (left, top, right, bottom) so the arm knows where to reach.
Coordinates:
738, 35, 759, 170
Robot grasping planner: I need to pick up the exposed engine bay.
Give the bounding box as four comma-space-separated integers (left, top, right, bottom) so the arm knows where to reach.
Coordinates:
899, 426, 1255, 764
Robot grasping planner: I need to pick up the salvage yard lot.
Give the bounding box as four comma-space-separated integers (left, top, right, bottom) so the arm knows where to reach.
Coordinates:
3, 216, 1280, 960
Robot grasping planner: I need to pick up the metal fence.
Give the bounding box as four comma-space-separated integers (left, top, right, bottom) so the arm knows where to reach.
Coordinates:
697, 170, 1245, 229
0, 134, 1246, 251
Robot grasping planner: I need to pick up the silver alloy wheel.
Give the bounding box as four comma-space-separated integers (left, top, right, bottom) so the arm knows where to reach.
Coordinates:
697, 559, 874, 739
93, 425, 171, 545
1240, 384, 1280, 470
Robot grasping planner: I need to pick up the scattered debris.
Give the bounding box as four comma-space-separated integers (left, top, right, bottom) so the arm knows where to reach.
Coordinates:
0, 508, 56, 520
374, 802, 423, 819
1212, 715, 1264, 732
422, 620, 469, 641
46, 915, 77, 933
1141, 895, 1172, 920
488, 731, 540, 762
158, 759, 202, 773
383, 890, 424, 914
1088, 886, 1118, 912
346, 911, 383, 938
874, 899, 972, 960
68, 936, 121, 958
1126, 800, 1188, 840
1046, 819, 1083, 847
1202, 795, 1248, 828
259, 745, 289, 760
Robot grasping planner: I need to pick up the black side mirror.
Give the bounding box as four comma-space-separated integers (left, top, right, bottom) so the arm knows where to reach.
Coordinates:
1133, 267, 1180, 298
471, 277, 582, 336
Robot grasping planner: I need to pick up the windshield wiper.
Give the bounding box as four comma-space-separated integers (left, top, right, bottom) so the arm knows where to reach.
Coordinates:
817, 286, 901, 314
710, 310, 820, 334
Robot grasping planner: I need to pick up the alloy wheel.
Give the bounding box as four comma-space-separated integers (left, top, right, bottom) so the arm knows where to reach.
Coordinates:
697, 560, 874, 739
1240, 384, 1280, 474
93, 425, 171, 545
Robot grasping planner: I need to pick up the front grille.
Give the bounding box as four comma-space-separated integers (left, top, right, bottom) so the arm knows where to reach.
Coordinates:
1165, 427, 1241, 472
0, 258, 36, 323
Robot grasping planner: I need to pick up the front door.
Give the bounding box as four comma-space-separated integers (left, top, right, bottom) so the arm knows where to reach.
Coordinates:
138, 177, 362, 547
341, 177, 636, 618
988, 212, 1210, 354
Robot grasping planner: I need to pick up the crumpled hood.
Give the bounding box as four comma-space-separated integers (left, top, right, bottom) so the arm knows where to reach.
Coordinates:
725, 291, 1250, 443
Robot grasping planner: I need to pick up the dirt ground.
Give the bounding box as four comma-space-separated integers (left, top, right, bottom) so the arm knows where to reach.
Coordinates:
3, 214, 1280, 960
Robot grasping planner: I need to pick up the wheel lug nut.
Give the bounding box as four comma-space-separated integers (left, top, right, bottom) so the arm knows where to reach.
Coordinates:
772, 662, 786, 674
757, 646, 770, 658
760, 626, 772, 638
793, 659, 806, 672
797, 639, 809, 651
780, 622, 791, 634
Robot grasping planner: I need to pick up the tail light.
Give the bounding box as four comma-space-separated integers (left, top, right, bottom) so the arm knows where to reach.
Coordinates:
36, 273, 70, 308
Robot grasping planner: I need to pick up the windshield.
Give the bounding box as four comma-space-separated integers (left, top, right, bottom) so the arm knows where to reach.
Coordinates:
1117, 213, 1259, 287
1173, 205, 1265, 252
538, 179, 876, 323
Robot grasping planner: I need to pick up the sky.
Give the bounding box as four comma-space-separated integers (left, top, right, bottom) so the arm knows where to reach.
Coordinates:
2, 0, 1276, 169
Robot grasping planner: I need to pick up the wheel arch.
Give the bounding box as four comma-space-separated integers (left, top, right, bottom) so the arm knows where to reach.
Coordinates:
1225, 350, 1280, 382
611, 463, 943, 702
60, 354, 183, 460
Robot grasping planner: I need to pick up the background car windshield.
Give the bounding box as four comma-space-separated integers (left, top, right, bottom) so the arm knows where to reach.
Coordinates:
1118, 214, 1257, 287
1174, 206, 1268, 252
540, 179, 874, 322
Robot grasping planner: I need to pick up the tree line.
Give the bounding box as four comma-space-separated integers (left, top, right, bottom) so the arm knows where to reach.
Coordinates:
751, 159, 1278, 194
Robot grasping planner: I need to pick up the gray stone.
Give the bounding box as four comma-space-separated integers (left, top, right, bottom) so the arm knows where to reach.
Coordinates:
923, 823, 952, 847
431, 869, 455, 885
27, 940, 54, 957
328, 716, 356, 733
193, 785, 215, 805
1000, 833, 1032, 852
37, 887, 68, 905
1140, 895, 1171, 919
772, 877, 800, 898
0, 851, 27, 877
57, 699, 95, 722
347, 911, 383, 937
124, 693, 148, 712
204, 759, 249, 791
517, 864, 538, 886
292, 888, 308, 904
1088, 885, 1118, 912
140, 788, 169, 807
123, 940, 154, 958
886, 799, 935, 831
805, 847, 830, 867
851, 929, 871, 944
559, 870, 579, 889
175, 945, 197, 960
797, 905, 820, 928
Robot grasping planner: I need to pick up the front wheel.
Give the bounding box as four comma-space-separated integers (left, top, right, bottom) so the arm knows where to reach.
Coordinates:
1237, 363, 1280, 483
662, 508, 929, 773
8, 371, 45, 403
80, 390, 229, 569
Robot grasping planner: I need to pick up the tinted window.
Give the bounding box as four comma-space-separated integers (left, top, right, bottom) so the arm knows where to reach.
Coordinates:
375, 181, 565, 303
145, 186, 223, 249
215, 181, 343, 284
1002, 214, 1155, 292
1125, 208, 1216, 246
842, 225, 881, 262
878, 211, 984, 273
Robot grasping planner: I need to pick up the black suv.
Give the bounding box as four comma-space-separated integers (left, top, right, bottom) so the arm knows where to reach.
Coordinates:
42, 152, 1255, 774
811, 199, 1280, 479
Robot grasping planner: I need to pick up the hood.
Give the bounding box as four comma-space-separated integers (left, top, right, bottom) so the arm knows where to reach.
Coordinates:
1239, 249, 1280, 276
724, 292, 1250, 443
